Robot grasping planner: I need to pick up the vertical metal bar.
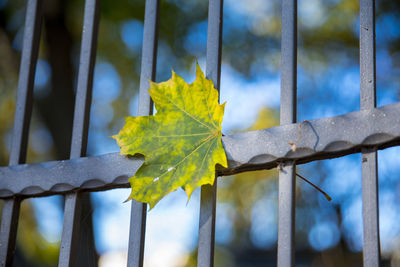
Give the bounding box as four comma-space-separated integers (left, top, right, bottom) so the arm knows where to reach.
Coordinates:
127, 0, 159, 266
58, 0, 100, 266
277, 163, 296, 267
205, 0, 223, 90
8, 2, 42, 166
0, 200, 21, 267
197, 1, 223, 267
0, 1, 43, 266
360, 0, 380, 266
136, 0, 159, 118
198, 183, 217, 267
69, 0, 100, 160
280, 0, 297, 124
360, 0, 376, 110
361, 149, 380, 266
277, 0, 297, 266
58, 194, 83, 267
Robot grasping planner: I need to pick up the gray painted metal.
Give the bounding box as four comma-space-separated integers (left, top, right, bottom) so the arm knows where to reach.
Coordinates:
137, 0, 159, 117
58, 193, 83, 267
278, 162, 296, 267
362, 149, 380, 267
0, 199, 21, 267
198, 183, 217, 267
277, 0, 297, 266
0, 153, 138, 198
360, 0, 381, 266
360, 0, 376, 111
127, 0, 159, 266
8, 2, 42, 166
280, 0, 297, 125
197, 0, 223, 266
222, 102, 400, 174
127, 200, 147, 267
58, 0, 100, 266
0, 102, 399, 198
0, 0, 42, 266
69, 0, 100, 160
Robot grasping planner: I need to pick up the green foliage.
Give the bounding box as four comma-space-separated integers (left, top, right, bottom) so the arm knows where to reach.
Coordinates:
16, 201, 60, 267
113, 65, 227, 208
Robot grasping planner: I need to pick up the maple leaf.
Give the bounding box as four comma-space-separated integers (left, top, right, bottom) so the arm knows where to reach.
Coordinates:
113, 65, 227, 208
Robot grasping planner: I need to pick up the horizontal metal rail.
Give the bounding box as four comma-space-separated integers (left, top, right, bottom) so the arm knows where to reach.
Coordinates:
0, 101, 399, 198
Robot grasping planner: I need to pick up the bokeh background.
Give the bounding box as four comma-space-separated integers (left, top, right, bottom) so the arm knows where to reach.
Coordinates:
1, 0, 400, 266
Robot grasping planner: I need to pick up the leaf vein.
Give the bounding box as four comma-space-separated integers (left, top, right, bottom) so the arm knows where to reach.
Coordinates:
159, 94, 216, 130
151, 133, 218, 182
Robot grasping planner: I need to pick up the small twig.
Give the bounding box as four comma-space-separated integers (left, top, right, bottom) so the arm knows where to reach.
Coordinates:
277, 163, 283, 172
288, 120, 308, 152
296, 172, 332, 201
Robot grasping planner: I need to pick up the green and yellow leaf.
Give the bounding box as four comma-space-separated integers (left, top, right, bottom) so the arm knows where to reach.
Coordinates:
113, 65, 227, 208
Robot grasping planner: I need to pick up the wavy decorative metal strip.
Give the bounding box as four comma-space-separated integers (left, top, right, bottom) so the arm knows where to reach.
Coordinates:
0, 102, 399, 198
0, 153, 142, 198
222, 102, 400, 174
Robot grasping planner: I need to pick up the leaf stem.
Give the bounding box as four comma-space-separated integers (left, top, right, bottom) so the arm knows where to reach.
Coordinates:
296, 172, 332, 201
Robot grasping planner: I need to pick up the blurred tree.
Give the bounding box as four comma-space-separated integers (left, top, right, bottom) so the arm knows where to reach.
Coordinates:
16, 200, 60, 267
217, 108, 279, 248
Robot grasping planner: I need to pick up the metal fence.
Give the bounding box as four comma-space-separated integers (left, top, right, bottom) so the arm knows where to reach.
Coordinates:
0, 0, 397, 266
